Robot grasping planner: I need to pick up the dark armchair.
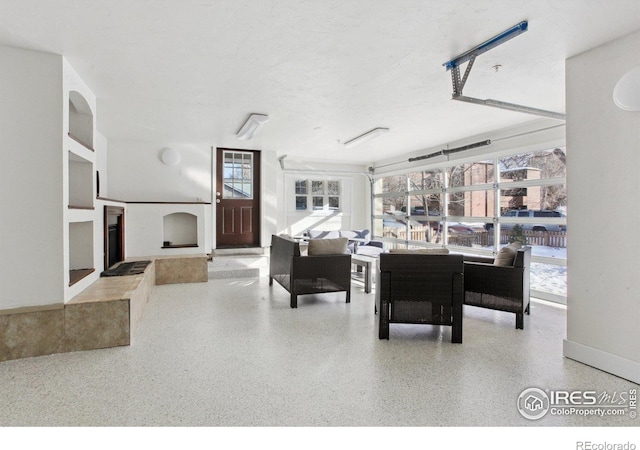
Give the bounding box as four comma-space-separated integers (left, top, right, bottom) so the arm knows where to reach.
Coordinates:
463, 245, 531, 329
269, 234, 351, 308
378, 252, 464, 343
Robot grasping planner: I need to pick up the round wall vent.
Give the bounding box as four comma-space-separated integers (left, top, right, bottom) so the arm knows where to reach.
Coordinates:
160, 148, 181, 166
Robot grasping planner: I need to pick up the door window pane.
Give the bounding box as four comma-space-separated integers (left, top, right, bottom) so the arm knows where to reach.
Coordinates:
223, 151, 253, 199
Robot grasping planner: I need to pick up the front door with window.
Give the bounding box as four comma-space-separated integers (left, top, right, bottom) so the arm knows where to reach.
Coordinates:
216, 149, 261, 248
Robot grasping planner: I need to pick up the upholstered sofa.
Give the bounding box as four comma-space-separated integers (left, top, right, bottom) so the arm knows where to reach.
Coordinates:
306, 229, 385, 257
463, 244, 531, 329
269, 234, 352, 308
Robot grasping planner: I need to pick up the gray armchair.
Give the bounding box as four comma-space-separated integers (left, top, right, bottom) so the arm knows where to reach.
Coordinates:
463, 246, 531, 329
269, 235, 351, 308
378, 252, 464, 343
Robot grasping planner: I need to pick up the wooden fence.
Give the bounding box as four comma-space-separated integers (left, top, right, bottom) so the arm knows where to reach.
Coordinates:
383, 226, 567, 248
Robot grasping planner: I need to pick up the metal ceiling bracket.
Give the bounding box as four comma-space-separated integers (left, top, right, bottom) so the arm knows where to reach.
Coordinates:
452, 95, 566, 121
443, 21, 528, 71
451, 55, 476, 96
442, 20, 566, 121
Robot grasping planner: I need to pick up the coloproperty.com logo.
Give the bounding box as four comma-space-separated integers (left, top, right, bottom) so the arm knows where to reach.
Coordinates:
517, 387, 637, 420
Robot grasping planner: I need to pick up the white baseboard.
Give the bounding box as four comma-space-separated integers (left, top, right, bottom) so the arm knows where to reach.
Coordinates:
563, 339, 640, 384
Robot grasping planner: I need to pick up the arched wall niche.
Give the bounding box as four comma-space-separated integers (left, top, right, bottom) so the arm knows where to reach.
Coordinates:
162, 212, 198, 248
69, 90, 94, 149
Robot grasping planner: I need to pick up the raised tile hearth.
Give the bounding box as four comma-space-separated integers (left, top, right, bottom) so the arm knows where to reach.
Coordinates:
0, 254, 207, 362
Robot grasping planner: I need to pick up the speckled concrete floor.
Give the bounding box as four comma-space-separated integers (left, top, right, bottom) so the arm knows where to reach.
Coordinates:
0, 275, 637, 427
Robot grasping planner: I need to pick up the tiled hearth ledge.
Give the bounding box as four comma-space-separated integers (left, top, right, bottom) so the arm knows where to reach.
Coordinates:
0, 254, 208, 362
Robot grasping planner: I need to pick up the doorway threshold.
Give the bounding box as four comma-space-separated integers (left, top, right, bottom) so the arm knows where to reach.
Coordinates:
212, 247, 266, 257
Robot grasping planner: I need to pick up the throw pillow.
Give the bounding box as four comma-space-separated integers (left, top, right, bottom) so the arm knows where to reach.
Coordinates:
308, 237, 349, 256
494, 242, 522, 266
389, 248, 450, 254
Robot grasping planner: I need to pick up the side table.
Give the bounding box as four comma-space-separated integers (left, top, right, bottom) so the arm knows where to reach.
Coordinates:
351, 254, 377, 293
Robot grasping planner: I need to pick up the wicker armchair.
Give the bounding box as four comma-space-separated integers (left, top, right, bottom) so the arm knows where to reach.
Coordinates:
269, 234, 351, 308
463, 246, 531, 329
378, 253, 464, 343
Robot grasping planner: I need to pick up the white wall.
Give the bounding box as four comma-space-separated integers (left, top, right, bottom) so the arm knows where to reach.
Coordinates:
276, 158, 370, 237
126, 203, 211, 257
108, 140, 211, 203
0, 46, 64, 309
259, 150, 278, 247
108, 141, 216, 252
95, 131, 108, 198
564, 30, 640, 384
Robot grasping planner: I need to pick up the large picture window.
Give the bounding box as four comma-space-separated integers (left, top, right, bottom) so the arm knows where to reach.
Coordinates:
295, 179, 341, 211
372, 146, 567, 302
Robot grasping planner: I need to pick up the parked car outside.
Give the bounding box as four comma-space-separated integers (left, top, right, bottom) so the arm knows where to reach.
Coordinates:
485, 209, 566, 232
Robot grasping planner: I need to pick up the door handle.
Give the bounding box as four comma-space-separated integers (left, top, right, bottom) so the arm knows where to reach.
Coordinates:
216, 199, 221, 203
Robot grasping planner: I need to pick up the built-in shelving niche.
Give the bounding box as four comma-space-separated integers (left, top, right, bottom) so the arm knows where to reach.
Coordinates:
68, 90, 94, 151
68, 151, 94, 210
162, 212, 198, 248
69, 221, 94, 286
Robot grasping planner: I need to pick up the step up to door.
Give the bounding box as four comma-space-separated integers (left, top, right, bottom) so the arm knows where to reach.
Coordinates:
212, 247, 267, 256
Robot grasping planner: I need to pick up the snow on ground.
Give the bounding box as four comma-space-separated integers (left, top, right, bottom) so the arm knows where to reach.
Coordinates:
530, 262, 567, 296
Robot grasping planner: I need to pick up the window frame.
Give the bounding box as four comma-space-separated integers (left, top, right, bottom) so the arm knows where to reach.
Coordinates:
294, 179, 342, 212
372, 146, 567, 303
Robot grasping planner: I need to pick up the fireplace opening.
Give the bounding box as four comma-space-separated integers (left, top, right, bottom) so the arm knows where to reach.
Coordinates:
104, 206, 125, 269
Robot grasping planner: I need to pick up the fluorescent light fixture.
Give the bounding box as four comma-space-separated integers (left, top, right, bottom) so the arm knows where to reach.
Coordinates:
344, 127, 390, 148
236, 114, 269, 140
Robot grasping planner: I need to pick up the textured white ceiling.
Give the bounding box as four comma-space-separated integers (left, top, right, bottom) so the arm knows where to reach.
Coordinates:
2, 0, 640, 164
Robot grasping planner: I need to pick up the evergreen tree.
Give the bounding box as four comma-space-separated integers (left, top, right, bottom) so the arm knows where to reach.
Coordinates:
510, 224, 527, 246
